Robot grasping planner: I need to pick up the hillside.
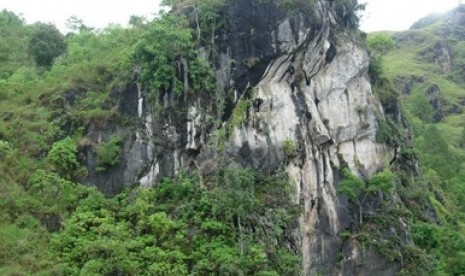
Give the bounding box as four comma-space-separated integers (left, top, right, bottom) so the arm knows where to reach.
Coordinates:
369, 4, 465, 275
0, 0, 462, 275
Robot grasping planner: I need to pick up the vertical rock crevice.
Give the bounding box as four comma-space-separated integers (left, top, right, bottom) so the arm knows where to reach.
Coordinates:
89, 0, 395, 274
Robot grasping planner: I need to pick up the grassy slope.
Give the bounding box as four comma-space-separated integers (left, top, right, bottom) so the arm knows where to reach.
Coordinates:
383, 20, 465, 129
371, 13, 465, 274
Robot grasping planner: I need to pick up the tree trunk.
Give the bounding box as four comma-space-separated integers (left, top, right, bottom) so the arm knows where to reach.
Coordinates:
238, 215, 243, 257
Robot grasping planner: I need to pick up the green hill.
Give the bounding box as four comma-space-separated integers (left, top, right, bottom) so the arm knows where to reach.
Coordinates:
2, 1, 465, 275
369, 5, 465, 274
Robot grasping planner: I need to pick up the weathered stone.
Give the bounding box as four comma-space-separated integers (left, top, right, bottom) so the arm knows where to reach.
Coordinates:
79, 0, 399, 274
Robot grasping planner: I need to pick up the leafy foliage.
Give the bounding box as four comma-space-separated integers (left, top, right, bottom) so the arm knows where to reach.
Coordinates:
47, 171, 299, 275
28, 23, 66, 67
367, 33, 395, 85
368, 15, 465, 274
339, 168, 365, 202
96, 135, 121, 171
27, 170, 78, 213
133, 14, 215, 98
229, 99, 250, 129
367, 169, 394, 193
339, 168, 393, 224
2, 2, 465, 275
283, 139, 298, 158
0, 10, 32, 79
367, 33, 396, 59
47, 137, 79, 176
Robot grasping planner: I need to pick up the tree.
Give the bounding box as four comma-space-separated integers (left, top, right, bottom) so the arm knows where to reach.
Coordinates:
65, 16, 92, 33
367, 33, 395, 59
28, 23, 66, 67
367, 33, 395, 84
0, 10, 31, 78
47, 137, 79, 177
209, 169, 257, 256
128, 15, 147, 27
134, 15, 193, 95
133, 14, 214, 97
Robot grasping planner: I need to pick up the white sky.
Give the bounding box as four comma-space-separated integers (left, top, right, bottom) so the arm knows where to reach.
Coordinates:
0, 0, 461, 33
0, 0, 163, 32
361, 0, 459, 32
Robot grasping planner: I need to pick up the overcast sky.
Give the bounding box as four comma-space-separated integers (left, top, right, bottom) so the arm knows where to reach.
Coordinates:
0, 0, 461, 33
0, 0, 163, 32
360, 0, 459, 32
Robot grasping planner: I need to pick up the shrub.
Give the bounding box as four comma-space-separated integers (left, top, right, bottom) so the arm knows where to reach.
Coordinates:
229, 100, 250, 129
96, 135, 121, 171
47, 137, 79, 176
283, 139, 298, 158
367, 169, 394, 193
411, 222, 439, 250
339, 168, 365, 202
27, 170, 77, 212
0, 140, 13, 155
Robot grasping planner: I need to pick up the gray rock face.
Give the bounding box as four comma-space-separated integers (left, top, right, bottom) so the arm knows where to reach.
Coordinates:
227, 21, 386, 275
420, 41, 452, 74
80, 0, 396, 274
426, 84, 445, 122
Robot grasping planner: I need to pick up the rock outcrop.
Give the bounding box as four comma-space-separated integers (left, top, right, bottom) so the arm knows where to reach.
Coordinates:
81, 0, 397, 274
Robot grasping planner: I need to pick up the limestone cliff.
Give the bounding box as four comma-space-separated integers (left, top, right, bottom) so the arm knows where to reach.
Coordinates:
80, 0, 400, 274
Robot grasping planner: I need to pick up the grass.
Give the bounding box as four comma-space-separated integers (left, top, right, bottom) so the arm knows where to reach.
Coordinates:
368, 12, 465, 273
376, 20, 465, 122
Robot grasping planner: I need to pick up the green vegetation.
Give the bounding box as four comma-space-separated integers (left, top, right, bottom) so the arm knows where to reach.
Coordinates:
133, 14, 215, 98
47, 137, 79, 177
283, 139, 298, 158
367, 33, 395, 85
2, 166, 300, 274
338, 167, 439, 275
365, 12, 465, 274
339, 168, 393, 223
96, 135, 122, 171
229, 99, 250, 128
0, 8, 302, 274
2, 0, 465, 274
28, 23, 66, 67
0, 10, 33, 78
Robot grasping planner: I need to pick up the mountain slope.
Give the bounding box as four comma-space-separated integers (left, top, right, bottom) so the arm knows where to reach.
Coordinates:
371, 5, 465, 274
0, 0, 445, 275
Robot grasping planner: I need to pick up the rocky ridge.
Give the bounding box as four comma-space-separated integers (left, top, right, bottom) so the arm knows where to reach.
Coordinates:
80, 0, 402, 274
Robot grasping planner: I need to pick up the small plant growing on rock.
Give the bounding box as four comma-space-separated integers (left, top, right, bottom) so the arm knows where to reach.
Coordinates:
339, 168, 394, 224
96, 135, 121, 172
338, 230, 352, 240
355, 105, 367, 115
283, 139, 298, 158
